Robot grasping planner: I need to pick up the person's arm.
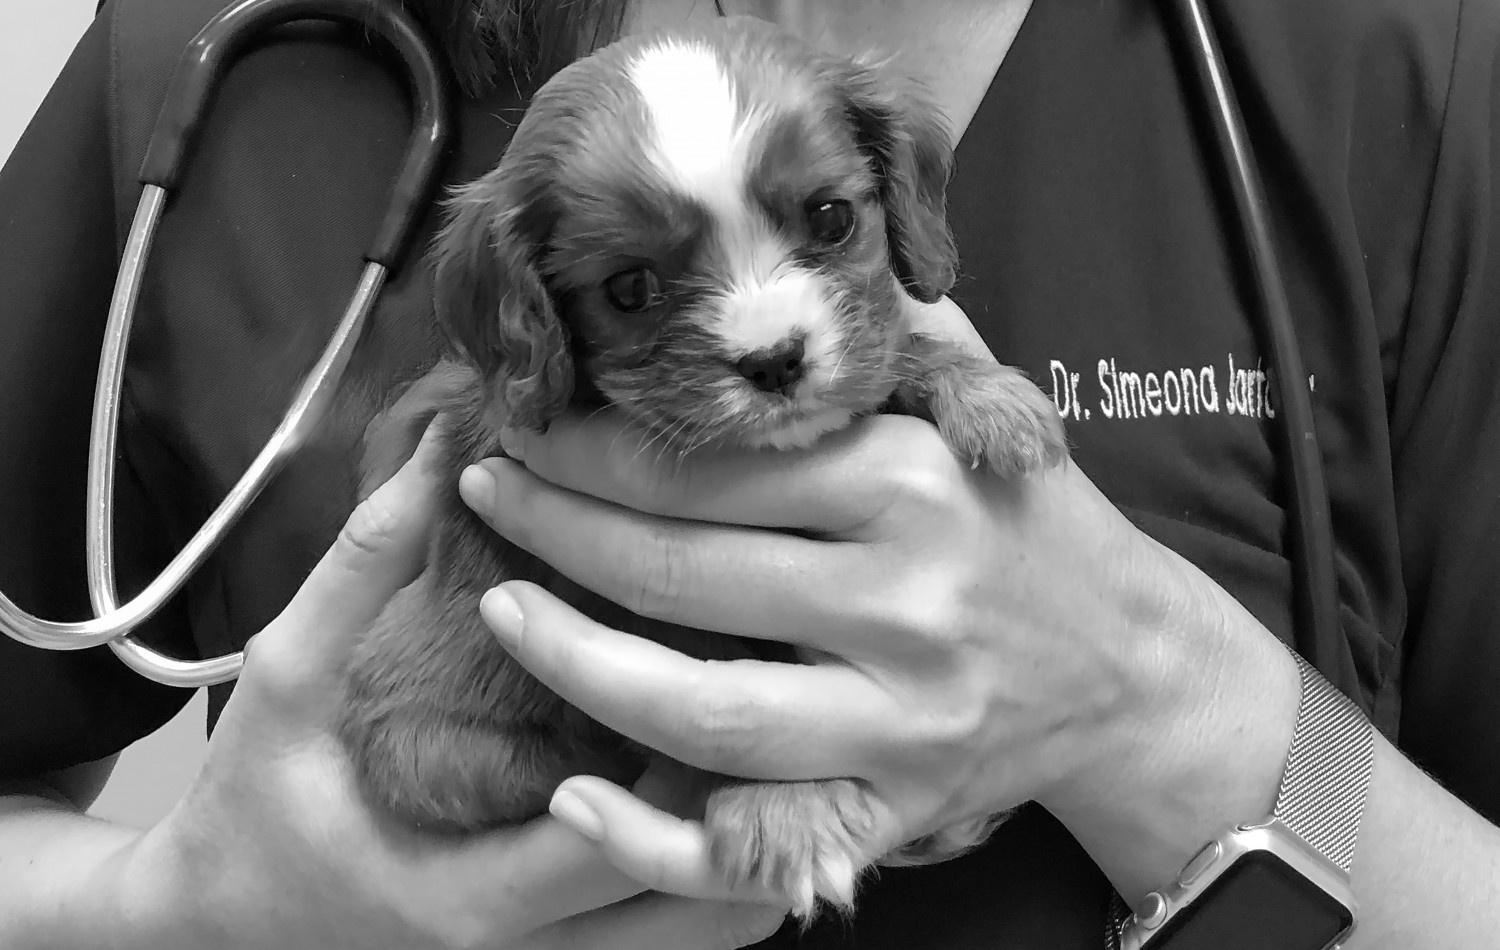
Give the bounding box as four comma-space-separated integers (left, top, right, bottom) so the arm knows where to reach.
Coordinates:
0, 757, 128, 940
0, 785, 149, 949
1040, 571, 1500, 950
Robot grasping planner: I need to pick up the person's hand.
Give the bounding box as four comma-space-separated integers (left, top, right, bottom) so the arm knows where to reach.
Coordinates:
456, 300, 1303, 902
115, 429, 785, 950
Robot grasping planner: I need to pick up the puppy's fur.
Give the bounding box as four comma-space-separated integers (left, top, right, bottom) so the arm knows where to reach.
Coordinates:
338, 17, 1066, 918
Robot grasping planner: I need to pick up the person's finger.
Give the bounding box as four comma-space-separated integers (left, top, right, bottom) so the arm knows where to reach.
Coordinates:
407, 758, 727, 932
528, 893, 786, 950
461, 459, 896, 647
493, 409, 942, 533
253, 422, 446, 682
396, 814, 646, 934
481, 582, 889, 780
548, 775, 788, 904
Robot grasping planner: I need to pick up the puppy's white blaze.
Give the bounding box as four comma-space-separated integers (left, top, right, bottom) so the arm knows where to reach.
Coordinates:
629, 42, 762, 214
723, 230, 793, 299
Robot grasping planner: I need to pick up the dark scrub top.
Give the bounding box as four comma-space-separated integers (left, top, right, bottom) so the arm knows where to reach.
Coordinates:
3, 0, 1499, 947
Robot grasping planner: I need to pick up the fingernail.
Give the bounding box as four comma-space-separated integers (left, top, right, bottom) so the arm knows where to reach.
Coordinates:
480, 586, 524, 649
499, 427, 527, 462
458, 464, 494, 509
549, 790, 604, 842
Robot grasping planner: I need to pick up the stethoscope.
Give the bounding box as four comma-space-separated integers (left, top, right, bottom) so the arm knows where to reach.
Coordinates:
0, 0, 1339, 691
0, 0, 450, 686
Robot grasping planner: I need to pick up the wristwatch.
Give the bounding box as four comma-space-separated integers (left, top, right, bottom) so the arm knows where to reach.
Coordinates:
1107, 648, 1375, 950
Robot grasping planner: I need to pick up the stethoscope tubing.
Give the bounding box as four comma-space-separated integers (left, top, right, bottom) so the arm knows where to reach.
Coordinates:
1166, 0, 1342, 667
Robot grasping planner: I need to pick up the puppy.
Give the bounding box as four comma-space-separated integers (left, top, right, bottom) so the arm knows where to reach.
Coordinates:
338, 16, 1067, 919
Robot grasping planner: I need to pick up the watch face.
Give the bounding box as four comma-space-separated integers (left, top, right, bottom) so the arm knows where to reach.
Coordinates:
1147, 850, 1353, 950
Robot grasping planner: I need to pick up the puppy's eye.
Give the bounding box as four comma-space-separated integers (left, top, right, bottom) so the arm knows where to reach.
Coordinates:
806, 199, 855, 245
603, 267, 661, 313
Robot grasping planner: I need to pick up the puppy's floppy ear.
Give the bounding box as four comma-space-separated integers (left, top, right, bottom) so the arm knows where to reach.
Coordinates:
432, 169, 573, 430
832, 59, 959, 304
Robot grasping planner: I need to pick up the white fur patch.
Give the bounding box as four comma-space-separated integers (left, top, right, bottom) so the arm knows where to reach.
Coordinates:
630, 40, 781, 299
716, 267, 826, 354
630, 40, 841, 422
714, 268, 843, 402
629, 41, 762, 215
743, 407, 854, 450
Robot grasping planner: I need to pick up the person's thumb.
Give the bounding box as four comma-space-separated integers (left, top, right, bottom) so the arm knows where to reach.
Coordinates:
250, 421, 446, 688
549, 775, 787, 907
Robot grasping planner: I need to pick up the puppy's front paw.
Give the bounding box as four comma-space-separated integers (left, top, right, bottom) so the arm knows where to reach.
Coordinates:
937, 363, 1068, 476
705, 778, 897, 920
892, 334, 1068, 477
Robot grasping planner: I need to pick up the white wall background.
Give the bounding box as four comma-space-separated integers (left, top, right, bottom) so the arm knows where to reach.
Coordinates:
2, 3, 210, 828
0, 4, 97, 158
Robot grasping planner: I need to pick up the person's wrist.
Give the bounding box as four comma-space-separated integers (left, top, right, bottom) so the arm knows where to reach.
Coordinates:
110, 812, 235, 950
1039, 539, 1301, 902
0, 802, 208, 950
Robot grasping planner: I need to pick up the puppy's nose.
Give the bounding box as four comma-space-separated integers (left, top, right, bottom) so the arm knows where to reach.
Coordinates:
737, 339, 806, 394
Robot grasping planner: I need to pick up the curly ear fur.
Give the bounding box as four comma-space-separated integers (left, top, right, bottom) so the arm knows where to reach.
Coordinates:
432, 170, 573, 431
833, 59, 959, 304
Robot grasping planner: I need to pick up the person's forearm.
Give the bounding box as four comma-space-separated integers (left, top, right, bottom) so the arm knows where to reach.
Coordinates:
1045, 565, 1500, 947
1043, 587, 1301, 903
0, 792, 181, 950
1340, 735, 1500, 947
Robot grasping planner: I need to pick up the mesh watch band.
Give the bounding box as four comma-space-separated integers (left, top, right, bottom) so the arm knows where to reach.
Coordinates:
1105, 646, 1375, 947
1272, 651, 1375, 872
1106, 892, 1130, 950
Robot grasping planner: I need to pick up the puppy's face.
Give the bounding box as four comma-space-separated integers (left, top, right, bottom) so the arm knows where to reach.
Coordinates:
436, 18, 957, 451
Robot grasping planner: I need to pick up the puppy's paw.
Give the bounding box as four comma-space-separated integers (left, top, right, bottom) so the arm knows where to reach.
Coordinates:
891, 334, 1069, 478
936, 363, 1068, 477
704, 778, 897, 921
877, 808, 1015, 868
